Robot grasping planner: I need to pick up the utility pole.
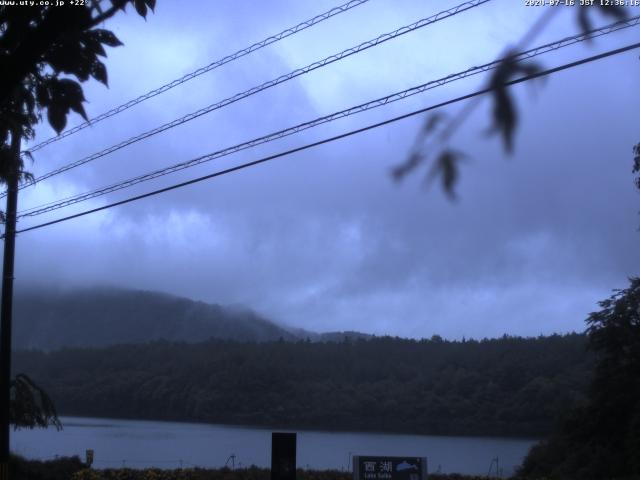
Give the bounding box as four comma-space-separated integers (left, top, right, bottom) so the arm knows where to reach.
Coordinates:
0, 129, 21, 480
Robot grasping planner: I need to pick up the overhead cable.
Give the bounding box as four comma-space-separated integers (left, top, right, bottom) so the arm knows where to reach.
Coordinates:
12, 40, 640, 237
17, 15, 640, 219
24, 0, 373, 154
15, 0, 490, 195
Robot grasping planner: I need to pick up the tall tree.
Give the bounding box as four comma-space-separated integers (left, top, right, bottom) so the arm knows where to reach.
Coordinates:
0, 2, 155, 478
519, 277, 640, 479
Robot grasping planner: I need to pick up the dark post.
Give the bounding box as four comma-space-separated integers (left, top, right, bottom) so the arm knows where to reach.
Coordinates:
0, 130, 20, 480
271, 432, 296, 480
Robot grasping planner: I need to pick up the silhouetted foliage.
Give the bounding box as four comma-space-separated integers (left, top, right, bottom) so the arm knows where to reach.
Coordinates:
71, 466, 492, 480
14, 333, 592, 437
10, 373, 61, 430
12, 460, 485, 480
0, 0, 155, 435
0, 0, 155, 184
485, 55, 541, 153
518, 278, 640, 479
10, 454, 84, 480
577, 4, 627, 38
396, 6, 630, 196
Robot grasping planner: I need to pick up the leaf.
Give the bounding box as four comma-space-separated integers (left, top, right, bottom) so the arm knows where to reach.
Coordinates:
134, 0, 148, 18
145, 0, 156, 11
19, 170, 35, 186
577, 5, 628, 39
427, 149, 467, 199
21, 150, 34, 164
595, 4, 628, 22
10, 374, 62, 431
111, 0, 128, 11
57, 79, 88, 120
22, 89, 35, 115
92, 28, 123, 47
35, 80, 50, 107
91, 60, 108, 86
577, 8, 592, 37
45, 44, 81, 74
391, 151, 424, 181
44, 78, 88, 131
422, 113, 445, 135
82, 31, 107, 57
47, 104, 67, 134
486, 54, 542, 153
491, 87, 516, 152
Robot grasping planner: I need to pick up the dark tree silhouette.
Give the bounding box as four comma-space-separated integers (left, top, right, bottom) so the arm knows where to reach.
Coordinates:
0, 0, 156, 183
518, 278, 640, 479
9, 375, 60, 431
0, 0, 156, 431
13, 333, 592, 437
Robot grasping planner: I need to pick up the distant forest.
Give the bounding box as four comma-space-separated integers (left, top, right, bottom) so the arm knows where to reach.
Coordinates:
14, 334, 592, 437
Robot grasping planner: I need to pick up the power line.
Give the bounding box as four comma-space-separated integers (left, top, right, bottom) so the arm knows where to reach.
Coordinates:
24, 0, 372, 155
14, 0, 490, 194
17, 16, 640, 219
12, 40, 640, 238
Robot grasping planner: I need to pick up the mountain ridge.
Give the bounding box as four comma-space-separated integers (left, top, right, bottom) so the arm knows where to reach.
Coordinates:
13, 286, 370, 350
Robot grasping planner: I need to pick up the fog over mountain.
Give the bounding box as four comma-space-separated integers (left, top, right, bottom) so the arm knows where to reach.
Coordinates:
13, 286, 371, 350
14, 0, 639, 340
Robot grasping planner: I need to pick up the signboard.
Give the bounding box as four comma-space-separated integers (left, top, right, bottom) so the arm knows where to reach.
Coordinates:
271, 432, 296, 480
85, 449, 94, 467
353, 456, 427, 480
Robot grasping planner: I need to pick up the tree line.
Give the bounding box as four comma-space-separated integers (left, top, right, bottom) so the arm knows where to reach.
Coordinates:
14, 333, 591, 438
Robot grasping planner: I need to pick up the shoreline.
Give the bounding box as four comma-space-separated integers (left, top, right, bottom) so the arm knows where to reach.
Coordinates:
56, 414, 544, 442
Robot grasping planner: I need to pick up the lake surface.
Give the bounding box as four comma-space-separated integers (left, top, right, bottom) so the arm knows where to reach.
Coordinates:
12, 416, 537, 476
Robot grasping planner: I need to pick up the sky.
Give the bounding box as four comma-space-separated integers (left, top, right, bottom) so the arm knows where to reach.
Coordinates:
9, 0, 640, 339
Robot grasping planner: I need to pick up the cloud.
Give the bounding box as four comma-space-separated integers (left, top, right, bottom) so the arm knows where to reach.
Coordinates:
11, 0, 640, 340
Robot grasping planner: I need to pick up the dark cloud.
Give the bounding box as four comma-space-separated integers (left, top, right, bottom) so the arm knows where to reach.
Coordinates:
11, 0, 640, 339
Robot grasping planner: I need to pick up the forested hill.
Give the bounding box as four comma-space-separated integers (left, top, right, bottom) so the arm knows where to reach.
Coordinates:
13, 287, 371, 350
13, 287, 368, 350
14, 334, 592, 437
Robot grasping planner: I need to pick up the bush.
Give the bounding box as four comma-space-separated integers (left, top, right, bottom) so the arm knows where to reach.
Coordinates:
10, 454, 85, 480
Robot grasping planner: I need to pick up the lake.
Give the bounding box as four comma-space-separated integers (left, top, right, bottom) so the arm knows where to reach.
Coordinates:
12, 416, 537, 476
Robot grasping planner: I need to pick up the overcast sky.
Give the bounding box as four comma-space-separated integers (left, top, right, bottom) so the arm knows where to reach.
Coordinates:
10, 0, 640, 339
